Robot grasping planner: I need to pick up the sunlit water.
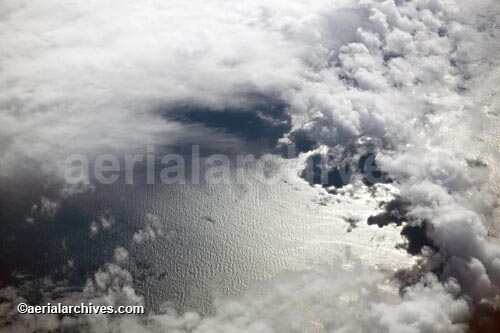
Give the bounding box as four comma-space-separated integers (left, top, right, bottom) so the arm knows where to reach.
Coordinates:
0, 157, 413, 314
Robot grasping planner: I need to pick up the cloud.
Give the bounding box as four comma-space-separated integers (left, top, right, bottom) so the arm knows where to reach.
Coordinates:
113, 247, 129, 265
132, 214, 174, 244
0, 0, 474, 181
0, 254, 470, 333
1, 0, 500, 331
0, 246, 141, 333
24, 196, 60, 224
89, 209, 116, 236
0, 0, 307, 186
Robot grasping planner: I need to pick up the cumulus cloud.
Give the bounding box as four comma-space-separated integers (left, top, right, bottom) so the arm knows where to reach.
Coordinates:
1, 0, 500, 331
24, 196, 60, 223
0, 246, 142, 333
132, 214, 169, 244
0, 255, 470, 333
0, 0, 305, 186
18, 219, 441, 333
0, 0, 480, 182
89, 210, 116, 236
113, 247, 129, 265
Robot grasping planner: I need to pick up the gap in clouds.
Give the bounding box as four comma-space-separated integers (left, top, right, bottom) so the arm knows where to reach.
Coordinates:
1, 0, 500, 332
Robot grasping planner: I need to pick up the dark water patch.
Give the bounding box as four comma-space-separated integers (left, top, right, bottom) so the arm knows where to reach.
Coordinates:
160, 101, 291, 155
400, 222, 438, 255
300, 153, 353, 188
288, 130, 316, 153
0, 177, 137, 289
0, 176, 68, 286
367, 198, 410, 227
357, 153, 391, 186
383, 53, 402, 62
172, 109, 289, 142
301, 152, 390, 189
368, 198, 438, 255
278, 130, 317, 157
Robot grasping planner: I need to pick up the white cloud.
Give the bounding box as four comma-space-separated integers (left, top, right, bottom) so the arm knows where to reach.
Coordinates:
0, 260, 470, 333
113, 247, 129, 265
89, 210, 116, 236
1, 0, 500, 331
132, 214, 164, 244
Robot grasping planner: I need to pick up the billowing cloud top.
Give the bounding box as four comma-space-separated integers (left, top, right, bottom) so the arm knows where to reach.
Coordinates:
2, 0, 496, 178
1, 0, 500, 332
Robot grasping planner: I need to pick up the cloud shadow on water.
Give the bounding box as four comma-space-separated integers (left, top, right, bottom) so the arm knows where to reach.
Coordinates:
367, 198, 438, 256
159, 100, 291, 157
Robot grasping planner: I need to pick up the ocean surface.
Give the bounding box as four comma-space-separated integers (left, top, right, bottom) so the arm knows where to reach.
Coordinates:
0, 157, 413, 314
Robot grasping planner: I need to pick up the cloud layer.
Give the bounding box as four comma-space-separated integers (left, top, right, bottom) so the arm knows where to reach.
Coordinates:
1, 0, 500, 331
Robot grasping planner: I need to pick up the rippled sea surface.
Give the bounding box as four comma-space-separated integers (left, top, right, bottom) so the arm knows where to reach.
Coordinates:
0, 158, 413, 314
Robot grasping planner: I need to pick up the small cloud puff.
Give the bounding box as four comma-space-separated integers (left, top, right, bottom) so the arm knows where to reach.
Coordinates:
132, 214, 174, 244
